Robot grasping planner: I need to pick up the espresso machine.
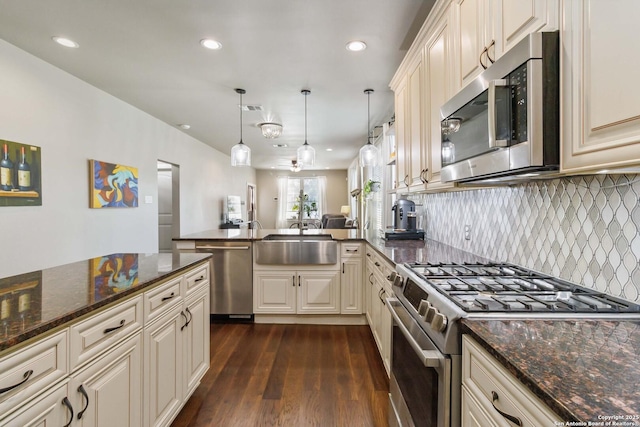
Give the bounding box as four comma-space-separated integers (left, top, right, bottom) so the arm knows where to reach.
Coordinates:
385, 197, 425, 240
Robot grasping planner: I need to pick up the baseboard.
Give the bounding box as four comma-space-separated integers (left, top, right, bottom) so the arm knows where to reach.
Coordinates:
254, 314, 367, 325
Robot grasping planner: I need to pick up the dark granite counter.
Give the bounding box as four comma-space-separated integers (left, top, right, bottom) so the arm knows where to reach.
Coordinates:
365, 235, 488, 265
461, 319, 640, 424
0, 252, 211, 353
175, 228, 364, 241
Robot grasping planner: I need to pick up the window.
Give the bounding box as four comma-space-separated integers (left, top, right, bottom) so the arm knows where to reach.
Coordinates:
277, 176, 327, 227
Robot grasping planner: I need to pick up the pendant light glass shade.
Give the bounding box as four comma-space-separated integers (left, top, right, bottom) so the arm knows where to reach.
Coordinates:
360, 89, 379, 167
231, 88, 251, 167
297, 89, 315, 167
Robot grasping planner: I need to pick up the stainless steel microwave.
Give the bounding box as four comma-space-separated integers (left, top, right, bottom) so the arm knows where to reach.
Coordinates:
440, 31, 559, 183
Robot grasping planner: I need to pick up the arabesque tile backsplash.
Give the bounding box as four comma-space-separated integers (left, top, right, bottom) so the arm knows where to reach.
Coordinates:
411, 174, 640, 302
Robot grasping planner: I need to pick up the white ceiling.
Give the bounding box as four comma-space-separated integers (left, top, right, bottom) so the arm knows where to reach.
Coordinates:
0, 0, 433, 170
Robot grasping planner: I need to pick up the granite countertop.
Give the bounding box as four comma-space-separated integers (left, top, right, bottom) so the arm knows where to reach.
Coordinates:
461, 319, 640, 424
175, 228, 365, 241
0, 252, 211, 353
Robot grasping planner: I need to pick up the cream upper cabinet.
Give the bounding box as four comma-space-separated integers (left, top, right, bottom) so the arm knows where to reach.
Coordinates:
394, 76, 409, 192
407, 54, 428, 191
425, 5, 456, 190
561, 0, 640, 173
453, 0, 495, 90
496, 0, 558, 54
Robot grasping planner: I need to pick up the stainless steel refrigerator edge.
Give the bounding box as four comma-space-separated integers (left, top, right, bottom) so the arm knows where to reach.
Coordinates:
195, 241, 253, 320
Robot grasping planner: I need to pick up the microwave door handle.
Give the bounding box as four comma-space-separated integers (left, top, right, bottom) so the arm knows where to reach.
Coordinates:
488, 79, 509, 149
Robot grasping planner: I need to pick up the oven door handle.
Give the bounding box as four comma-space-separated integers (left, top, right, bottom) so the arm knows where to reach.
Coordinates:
386, 297, 443, 368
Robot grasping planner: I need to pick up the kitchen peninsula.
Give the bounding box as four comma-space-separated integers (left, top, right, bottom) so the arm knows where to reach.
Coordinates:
0, 252, 211, 426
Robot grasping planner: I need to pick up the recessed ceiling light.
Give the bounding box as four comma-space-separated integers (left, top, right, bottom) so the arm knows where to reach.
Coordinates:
200, 39, 222, 50
326, 148, 333, 152
346, 40, 366, 52
177, 124, 191, 130
52, 36, 79, 48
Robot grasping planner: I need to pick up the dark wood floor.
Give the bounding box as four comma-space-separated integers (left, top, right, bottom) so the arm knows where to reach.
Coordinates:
172, 323, 390, 427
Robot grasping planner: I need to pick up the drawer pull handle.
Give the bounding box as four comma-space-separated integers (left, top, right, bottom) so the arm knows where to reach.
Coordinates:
185, 307, 193, 328
62, 397, 74, 427
194, 275, 205, 283
346, 249, 358, 253
104, 319, 125, 334
161, 292, 176, 302
77, 385, 89, 419
491, 391, 522, 426
369, 273, 374, 285
374, 262, 381, 267
0, 369, 34, 394
180, 311, 189, 331
366, 253, 371, 257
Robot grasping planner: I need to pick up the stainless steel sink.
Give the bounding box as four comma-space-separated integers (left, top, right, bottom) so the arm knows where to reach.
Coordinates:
255, 234, 337, 264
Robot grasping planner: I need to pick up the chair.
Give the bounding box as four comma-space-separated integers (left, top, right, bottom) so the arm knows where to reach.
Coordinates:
324, 216, 347, 229
321, 214, 346, 229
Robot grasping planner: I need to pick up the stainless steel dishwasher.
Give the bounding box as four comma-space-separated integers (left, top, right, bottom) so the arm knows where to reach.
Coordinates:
195, 241, 253, 321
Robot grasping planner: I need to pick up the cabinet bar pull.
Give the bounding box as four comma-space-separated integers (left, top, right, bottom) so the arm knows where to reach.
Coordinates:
194, 275, 205, 283
298, 275, 301, 287
62, 397, 74, 427
491, 391, 522, 426
369, 273, 374, 285
180, 311, 189, 330
480, 46, 488, 69
487, 40, 496, 63
293, 275, 296, 287
342, 263, 345, 274
77, 385, 89, 419
185, 307, 193, 328
103, 319, 125, 334
0, 369, 33, 394
374, 262, 380, 267
346, 249, 357, 253
161, 292, 175, 302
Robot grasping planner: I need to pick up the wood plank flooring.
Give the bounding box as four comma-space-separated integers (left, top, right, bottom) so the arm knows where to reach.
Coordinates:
172, 323, 390, 427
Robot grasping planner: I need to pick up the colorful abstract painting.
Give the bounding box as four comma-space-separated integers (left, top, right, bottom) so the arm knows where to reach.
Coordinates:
90, 253, 139, 302
89, 160, 138, 208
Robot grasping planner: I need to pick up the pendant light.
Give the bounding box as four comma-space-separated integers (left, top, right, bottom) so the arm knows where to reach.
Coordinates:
231, 88, 251, 167
359, 88, 379, 167
297, 89, 315, 167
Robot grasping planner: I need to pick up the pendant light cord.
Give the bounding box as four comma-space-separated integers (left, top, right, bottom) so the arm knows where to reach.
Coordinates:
239, 91, 243, 143
365, 89, 374, 145
304, 92, 308, 144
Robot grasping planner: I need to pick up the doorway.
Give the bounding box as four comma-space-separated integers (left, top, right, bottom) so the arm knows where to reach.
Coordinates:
247, 183, 257, 228
157, 160, 180, 252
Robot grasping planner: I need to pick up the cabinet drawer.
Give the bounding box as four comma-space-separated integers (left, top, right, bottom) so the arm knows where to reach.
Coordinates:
0, 329, 68, 416
184, 262, 209, 298
144, 275, 183, 324
69, 295, 142, 370
341, 243, 363, 258
462, 335, 561, 426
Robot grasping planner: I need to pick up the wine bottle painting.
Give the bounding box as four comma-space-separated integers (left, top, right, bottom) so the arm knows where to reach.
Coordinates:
89, 159, 138, 208
0, 139, 42, 207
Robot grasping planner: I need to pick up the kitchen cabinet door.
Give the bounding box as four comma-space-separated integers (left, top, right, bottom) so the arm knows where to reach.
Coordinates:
69, 332, 142, 427
144, 304, 184, 427
253, 271, 297, 314
182, 287, 210, 401
407, 54, 428, 191
496, 0, 557, 55
561, 0, 640, 173
341, 258, 363, 314
298, 271, 340, 314
394, 76, 409, 192
425, 6, 456, 191
454, 0, 494, 90
364, 255, 375, 326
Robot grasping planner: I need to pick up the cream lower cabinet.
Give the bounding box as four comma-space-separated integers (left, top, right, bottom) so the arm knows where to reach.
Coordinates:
462, 335, 561, 427
0, 380, 70, 427
340, 243, 363, 315
561, 0, 640, 173
364, 246, 392, 376
69, 332, 143, 427
253, 270, 340, 314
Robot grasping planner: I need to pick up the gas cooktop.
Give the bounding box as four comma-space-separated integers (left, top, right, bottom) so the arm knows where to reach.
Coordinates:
404, 262, 640, 314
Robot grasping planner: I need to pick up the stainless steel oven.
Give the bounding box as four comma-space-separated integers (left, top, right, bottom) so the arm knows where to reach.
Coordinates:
440, 31, 559, 183
387, 297, 457, 427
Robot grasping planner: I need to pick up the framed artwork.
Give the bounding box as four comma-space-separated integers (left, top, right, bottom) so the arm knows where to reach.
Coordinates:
89, 159, 138, 208
0, 139, 42, 207
90, 253, 139, 302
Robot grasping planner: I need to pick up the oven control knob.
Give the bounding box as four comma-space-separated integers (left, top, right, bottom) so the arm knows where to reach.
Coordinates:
393, 275, 404, 288
418, 300, 431, 317
431, 313, 448, 332
425, 305, 437, 323
388, 271, 397, 282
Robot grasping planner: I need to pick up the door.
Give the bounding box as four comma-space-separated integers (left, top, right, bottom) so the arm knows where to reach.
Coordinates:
157, 161, 180, 253
183, 289, 209, 400
297, 271, 340, 314
144, 305, 183, 427
69, 332, 142, 427
253, 271, 296, 314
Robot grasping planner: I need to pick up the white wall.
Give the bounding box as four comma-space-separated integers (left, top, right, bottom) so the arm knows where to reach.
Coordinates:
255, 169, 348, 229
0, 40, 255, 277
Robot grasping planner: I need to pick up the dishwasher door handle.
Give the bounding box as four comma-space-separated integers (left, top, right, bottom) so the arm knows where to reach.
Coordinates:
196, 245, 250, 251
